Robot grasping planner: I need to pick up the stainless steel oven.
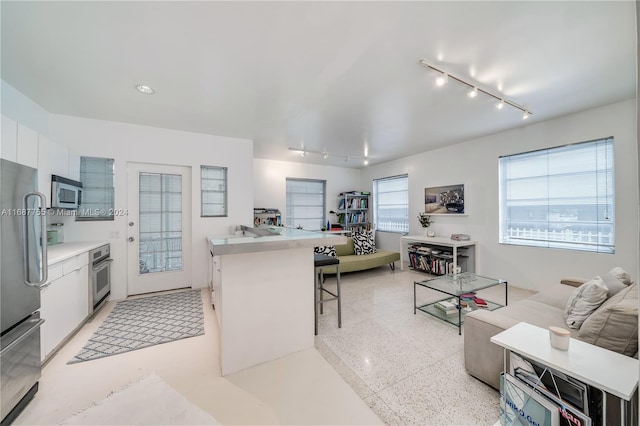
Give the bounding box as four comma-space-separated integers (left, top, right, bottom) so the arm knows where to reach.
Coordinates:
89, 244, 111, 313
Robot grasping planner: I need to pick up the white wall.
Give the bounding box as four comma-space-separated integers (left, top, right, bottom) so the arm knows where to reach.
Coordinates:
253, 158, 361, 227
360, 99, 639, 290
50, 114, 254, 300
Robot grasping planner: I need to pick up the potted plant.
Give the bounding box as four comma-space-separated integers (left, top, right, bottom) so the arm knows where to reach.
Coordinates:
417, 212, 434, 236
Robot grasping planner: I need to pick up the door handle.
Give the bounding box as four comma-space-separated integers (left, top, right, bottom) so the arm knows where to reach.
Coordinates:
22, 192, 48, 288
128, 237, 135, 242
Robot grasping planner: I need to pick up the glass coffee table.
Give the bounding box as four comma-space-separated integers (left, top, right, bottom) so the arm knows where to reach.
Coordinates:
414, 272, 507, 335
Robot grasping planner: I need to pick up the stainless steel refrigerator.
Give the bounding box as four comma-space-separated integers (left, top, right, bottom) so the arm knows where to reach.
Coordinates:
0, 159, 48, 425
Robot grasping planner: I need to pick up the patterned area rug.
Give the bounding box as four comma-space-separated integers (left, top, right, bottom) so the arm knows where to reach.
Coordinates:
69, 290, 204, 364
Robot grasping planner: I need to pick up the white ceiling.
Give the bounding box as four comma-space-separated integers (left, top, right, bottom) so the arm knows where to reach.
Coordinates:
1, 1, 636, 168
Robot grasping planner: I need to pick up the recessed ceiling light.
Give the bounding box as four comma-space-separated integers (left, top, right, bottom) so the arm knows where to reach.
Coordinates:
135, 84, 155, 94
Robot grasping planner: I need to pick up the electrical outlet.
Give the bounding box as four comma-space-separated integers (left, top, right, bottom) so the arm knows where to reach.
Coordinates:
109, 230, 120, 239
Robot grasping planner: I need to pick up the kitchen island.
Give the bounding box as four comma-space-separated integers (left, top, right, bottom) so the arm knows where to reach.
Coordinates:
208, 227, 346, 376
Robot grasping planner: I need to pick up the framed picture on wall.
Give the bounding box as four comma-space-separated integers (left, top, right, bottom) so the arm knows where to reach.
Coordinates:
424, 184, 465, 214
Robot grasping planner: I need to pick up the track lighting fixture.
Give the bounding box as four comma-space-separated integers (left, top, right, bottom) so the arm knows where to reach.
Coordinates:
288, 148, 369, 165
419, 60, 532, 119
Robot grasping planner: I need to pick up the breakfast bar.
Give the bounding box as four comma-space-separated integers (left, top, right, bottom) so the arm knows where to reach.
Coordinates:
208, 227, 346, 376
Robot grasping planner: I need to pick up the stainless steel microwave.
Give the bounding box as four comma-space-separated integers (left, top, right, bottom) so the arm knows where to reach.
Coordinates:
51, 175, 82, 209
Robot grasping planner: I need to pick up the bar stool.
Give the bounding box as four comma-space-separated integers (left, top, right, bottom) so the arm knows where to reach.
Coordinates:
313, 253, 341, 335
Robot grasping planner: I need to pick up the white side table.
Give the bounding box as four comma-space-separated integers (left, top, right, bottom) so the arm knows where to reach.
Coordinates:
491, 322, 638, 425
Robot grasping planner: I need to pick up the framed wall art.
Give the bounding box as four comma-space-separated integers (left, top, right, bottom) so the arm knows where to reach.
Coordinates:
424, 184, 465, 215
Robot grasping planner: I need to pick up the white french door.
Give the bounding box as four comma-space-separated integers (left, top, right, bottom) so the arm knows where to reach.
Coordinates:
127, 162, 192, 295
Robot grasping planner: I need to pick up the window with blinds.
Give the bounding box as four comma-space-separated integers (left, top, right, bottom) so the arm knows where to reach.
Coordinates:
285, 178, 325, 230
499, 137, 615, 253
373, 175, 409, 233
138, 173, 183, 274
201, 166, 227, 217
77, 156, 115, 220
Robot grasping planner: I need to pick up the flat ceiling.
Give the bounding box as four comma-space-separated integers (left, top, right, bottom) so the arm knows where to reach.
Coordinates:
1, 1, 636, 168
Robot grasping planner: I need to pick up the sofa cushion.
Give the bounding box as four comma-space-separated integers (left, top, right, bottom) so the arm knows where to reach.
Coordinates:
493, 300, 580, 338
353, 231, 376, 255
564, 277, 608, 329
527, 284, 576, 311
320, 250, 399, 274
578, 283, 638, 356
314, 245, 336, 258
335, 238, 355, 257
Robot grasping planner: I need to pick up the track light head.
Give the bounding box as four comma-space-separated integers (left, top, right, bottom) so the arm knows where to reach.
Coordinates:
364, 158, 369, 165
496, 99, 505, 110
435, 73, 448, 87
467, 87, 478, 98
323, 152, 328, 159
300, 151, 306, 157
522, 111, 531, 120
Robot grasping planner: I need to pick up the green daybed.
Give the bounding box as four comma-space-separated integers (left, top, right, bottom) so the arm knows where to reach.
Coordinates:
320, 237, 400, 274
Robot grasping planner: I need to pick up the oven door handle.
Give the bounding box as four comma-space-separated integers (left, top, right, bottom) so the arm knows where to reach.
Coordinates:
92, 258, 113, 272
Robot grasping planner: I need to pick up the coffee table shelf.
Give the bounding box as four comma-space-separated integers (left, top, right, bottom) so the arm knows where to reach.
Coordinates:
414, 273, 507, 335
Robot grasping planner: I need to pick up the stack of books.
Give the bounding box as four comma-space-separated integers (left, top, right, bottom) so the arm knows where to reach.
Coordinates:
473, 296, 488, 308
434, 300, 458, 315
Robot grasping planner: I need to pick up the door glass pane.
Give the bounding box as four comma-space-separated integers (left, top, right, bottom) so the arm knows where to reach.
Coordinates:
139, 172, 183, 274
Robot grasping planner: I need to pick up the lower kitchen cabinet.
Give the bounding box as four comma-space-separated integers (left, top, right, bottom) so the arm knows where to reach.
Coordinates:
40, 253, 89, 362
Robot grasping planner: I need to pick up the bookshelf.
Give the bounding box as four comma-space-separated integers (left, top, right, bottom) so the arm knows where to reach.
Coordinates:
253, 208, 282, 226
400, 235, 476, 274
336, 191, 369, 233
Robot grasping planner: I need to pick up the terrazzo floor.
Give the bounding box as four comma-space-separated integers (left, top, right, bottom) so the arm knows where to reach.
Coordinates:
314, 267, 536, 426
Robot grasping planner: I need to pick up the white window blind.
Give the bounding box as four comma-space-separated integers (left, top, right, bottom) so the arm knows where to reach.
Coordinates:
201, 165, 227, 217
77, 156, 115, 220
374, 175, 409, 233
499, 138, 614, 253
286, 178, 325, 230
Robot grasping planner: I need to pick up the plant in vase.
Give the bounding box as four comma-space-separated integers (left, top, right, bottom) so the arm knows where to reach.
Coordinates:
417, 212, 435, 236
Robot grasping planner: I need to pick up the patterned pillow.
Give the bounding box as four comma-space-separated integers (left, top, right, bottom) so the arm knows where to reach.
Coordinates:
314, 245, 337, 257
353, 231, 376, 255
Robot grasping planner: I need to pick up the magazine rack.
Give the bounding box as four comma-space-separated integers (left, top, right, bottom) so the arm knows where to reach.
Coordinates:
491, 322, 638, 426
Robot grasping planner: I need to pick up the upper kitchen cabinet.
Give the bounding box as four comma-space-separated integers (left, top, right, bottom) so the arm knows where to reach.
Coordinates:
17, 123, 39, 169
38, 136, 71, 208
68, 150, 80, 181
1, 115, 18, 162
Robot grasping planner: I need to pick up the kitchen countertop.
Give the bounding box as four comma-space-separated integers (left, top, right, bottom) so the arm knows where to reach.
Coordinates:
208, 227, 347, 256
47, 241, 109, 265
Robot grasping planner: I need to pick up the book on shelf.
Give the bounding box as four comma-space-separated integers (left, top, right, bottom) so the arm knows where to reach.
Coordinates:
434, 300, 457, 312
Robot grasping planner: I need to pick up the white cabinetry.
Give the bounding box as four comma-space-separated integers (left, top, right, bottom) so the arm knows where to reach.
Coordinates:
38, 136, 71, 208
68, 150, 81, 181
17, 123, 39, 169
1, 114, 18, 162
40, 253, 90, 362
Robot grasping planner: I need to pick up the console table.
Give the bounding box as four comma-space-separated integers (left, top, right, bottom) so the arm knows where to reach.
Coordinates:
491, 322, 639, 425
400, 235, 476, 273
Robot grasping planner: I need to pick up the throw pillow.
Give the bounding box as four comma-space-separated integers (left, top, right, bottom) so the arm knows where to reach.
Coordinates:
578, 283, 638, 357
607, 267, 633, 285
564, 277, 608, 329
353, 231, 376, 255
314, 245, 336, 258
600, 273, 628, 298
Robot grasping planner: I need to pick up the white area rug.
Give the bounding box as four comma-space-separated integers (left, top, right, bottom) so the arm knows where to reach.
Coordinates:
60, 373, 220, 425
